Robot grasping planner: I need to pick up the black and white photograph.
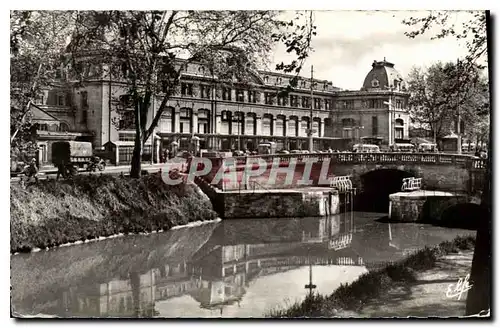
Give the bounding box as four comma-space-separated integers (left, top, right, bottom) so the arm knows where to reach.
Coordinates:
9, 8, 492, 319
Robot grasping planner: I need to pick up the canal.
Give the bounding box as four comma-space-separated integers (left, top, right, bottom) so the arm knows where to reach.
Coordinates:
11, 212, 474, 318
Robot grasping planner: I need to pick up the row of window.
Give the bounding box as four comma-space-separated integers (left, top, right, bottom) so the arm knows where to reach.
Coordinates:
337, 98, 406, 110
181, 82, 333, 109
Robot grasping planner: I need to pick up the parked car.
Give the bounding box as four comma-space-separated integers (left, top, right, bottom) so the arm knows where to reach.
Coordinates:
352, 144, 380, 153
232, 150, 245, 157
277, 150, 290, 154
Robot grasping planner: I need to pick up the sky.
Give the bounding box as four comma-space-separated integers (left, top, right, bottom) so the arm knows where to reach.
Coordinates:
267, 10, 483, 91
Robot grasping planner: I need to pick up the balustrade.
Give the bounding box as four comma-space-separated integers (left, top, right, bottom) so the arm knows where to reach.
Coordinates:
218, 152, 486, 170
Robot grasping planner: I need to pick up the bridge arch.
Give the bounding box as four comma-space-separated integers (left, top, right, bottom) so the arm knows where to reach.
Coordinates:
356, 168, 414, 212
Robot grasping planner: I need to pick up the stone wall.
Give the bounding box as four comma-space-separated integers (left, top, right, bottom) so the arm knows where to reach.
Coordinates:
389, 192, 469, 222
221, 189, 340, 219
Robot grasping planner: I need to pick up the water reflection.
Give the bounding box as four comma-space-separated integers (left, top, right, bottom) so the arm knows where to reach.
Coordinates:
11, 212, 473, 318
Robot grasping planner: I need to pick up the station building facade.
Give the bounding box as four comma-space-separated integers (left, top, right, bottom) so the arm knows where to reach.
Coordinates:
29, 57, 410, 165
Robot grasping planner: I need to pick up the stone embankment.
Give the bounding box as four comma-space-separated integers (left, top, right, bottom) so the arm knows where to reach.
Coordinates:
10, 173, 218, 253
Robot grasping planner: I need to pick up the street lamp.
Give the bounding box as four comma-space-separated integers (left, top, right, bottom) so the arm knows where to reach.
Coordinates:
384, 93, 393, 148
191, 135, 200, 156
170, 140, 179, 157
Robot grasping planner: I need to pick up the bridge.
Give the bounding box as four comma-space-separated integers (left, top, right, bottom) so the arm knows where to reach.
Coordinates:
202, 152, 486, 194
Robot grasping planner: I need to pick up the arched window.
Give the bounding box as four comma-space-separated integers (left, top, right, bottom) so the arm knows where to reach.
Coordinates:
59, 123, 69, 132
275, 115, 286, 136
244, 113, 256, 136
231, 111, 244, 135
160, 107, 174, 133
300, 117, 310, 137
179, 108, 192, 133
312, 118, 321, 137
220, 110, 231, 135
262, 114, 273, 136
197, 109, 210, 134
288, 116, 298, 137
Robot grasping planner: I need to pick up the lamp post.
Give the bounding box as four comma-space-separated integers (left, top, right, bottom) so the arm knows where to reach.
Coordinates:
307, 65, 316, 152
191, 135, 200, 157
456, 59, 462, 155
384, 93, 393, 148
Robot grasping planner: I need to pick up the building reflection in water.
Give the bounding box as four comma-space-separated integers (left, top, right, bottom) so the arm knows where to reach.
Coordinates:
12, 211, 468, 317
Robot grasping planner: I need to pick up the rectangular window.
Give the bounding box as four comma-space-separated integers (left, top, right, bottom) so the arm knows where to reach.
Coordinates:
222, 87, 232, 101
181, 83, 193, 96
301, 96, 310, 108
372, 116, 378, 135
314, 98, 322, 109
81, 91, 88, 109
265, 92, 275, 105
324, 99, 330, 110
247, 90, 256, 103
200, 85, 211, 99
395, 128, 403, 140
290, 95, 298, 107
236, 89, 245, 102
58, 95, 65, 106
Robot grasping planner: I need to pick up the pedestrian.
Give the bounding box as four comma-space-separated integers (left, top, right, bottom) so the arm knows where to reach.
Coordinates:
26, 158, 39, 184
56, 163, 66, 180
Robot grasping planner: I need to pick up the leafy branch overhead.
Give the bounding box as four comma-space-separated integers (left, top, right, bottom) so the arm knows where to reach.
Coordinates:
402, 11, 487, 70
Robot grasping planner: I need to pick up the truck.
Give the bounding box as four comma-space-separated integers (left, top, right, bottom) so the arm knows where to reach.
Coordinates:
51, 141, 93, 177
257, 142, 277, 155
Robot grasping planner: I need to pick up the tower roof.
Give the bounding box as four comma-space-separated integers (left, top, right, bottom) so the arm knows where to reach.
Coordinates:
361, 58, 407, 91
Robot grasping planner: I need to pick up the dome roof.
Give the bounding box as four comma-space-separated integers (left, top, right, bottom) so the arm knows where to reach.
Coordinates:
361, 59, 407, 91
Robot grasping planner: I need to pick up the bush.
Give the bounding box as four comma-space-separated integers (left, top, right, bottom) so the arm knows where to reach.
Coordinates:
10, 174, 217, 253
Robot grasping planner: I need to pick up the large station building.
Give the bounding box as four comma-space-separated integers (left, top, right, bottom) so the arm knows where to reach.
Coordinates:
29, 57, 411, 165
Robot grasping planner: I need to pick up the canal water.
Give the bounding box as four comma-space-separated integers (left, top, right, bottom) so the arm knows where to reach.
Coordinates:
11, 212, 474, 318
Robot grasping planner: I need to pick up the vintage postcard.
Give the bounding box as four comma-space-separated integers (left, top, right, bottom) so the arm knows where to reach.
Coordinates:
10, 9, 491, 318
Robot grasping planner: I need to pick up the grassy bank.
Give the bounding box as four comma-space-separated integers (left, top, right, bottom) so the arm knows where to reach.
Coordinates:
10, 173, 218, 253
268, 235, 476, 318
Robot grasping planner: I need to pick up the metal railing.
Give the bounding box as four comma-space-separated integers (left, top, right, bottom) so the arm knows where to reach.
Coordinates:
329, 176, 353, 192
401, 177, 422, 191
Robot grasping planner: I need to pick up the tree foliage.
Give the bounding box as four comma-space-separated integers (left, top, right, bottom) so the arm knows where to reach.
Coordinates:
68, 10, 315, 177
10, 10, 76, 157
407, 61, 489, 142
402, 11, 487, 69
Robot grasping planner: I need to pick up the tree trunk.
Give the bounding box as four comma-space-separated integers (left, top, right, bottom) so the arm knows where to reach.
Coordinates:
465, 146, 491, 316
130, 271, 141, 317
130, 130, 143, 178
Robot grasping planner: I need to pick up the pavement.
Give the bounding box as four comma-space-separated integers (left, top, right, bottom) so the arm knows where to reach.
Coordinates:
10, 163, 168, 183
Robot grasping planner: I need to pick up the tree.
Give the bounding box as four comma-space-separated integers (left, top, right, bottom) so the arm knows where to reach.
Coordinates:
10, 10, 76, 160
68, 10, 315, 178
403, 10, 490, 316
407, 60, 488, 144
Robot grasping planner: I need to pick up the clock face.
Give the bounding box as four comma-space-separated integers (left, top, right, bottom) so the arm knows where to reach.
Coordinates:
371, 78, 380, 87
